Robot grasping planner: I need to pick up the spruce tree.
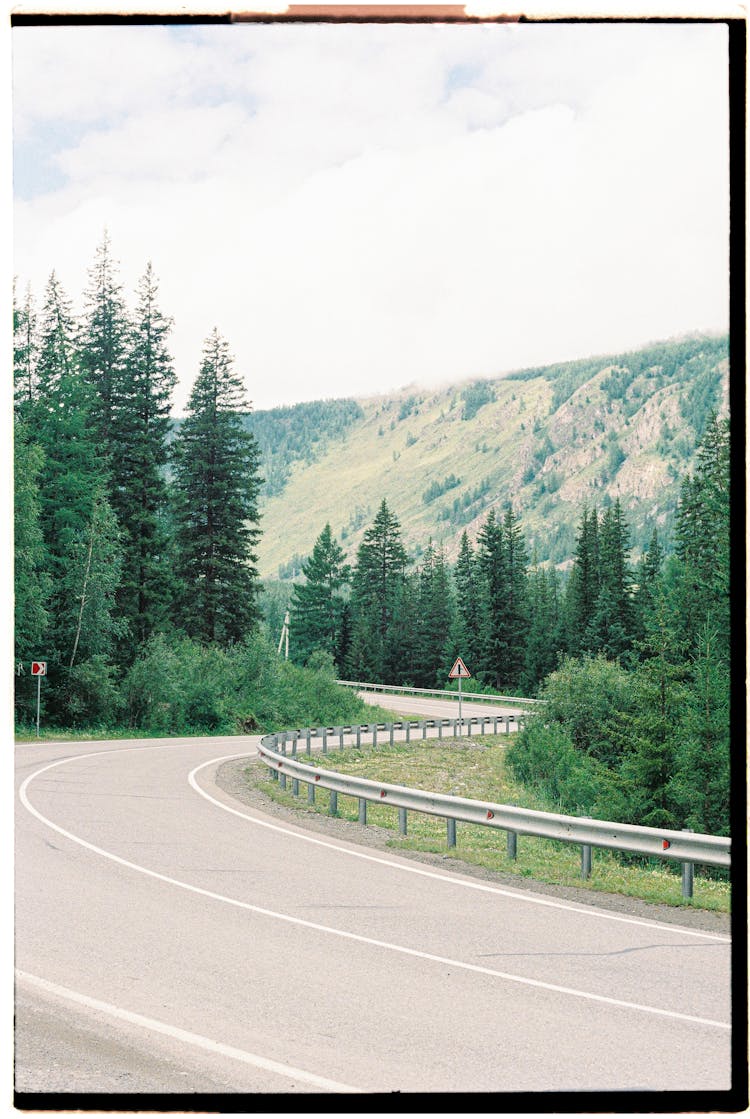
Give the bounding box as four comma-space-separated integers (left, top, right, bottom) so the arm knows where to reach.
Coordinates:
171, 329, 263, 645
13, 280, 37, 417
567, 506, 601, 655
589, 499, 634, 660
31, 273, 125, 720
289, 523, 350, 666
112, 262, 177, 651
500, 505, 530, 690
444, 531, 482, 677
78, 231, 130, 449
414, 542, 454, 687
522, 554, 562, 692
349, 500, 408, 682
14, 422, 50, 723
476, 509, 505, 686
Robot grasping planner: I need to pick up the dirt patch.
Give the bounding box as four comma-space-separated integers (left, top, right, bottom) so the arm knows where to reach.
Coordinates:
214, 757, 731, 938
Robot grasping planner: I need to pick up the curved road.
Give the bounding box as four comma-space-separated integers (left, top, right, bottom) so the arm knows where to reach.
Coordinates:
15, 708, 733, 1099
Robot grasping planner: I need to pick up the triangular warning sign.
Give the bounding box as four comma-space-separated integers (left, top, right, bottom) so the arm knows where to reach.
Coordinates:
449, 657, 471, 679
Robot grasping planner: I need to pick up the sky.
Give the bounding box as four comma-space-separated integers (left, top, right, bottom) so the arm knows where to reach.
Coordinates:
11, 19, 730, 414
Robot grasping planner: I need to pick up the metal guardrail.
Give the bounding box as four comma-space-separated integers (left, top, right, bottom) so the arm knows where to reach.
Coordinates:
257, 722, 731, 899
336, 680, 541, 707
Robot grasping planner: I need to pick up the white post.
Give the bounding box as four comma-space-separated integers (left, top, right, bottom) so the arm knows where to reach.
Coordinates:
458, 672, 462, 736
36, 673, 41, 738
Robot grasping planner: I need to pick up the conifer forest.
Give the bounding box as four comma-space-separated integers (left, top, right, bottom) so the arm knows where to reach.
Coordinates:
14, 235, 731, 838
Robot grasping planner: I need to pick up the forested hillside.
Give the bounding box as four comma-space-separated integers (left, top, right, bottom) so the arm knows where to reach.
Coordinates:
255, 333, 728, 578
13, 235, 732, 844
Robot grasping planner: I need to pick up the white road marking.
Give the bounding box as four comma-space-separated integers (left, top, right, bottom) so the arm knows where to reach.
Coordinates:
18, 749, 731, 1031
15, 970, 362, 1093
190, 752, 732, 945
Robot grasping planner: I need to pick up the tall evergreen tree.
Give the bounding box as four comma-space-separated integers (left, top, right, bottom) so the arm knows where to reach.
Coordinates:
111, 262, 177, 651
414, 541, 454, 687
31, 273, 125, 718
289, 523, 350, 666
13, 280, 37, 417
14, 422, 50, 724
673, 413, 730, 658
589, 499, 634, 660
348, 500, 408, 682
567, 505, 601, 655
78, 231, 130, 448
500, 505, 530, 690
171, 329, 263, 644
522, 553, 562, 692
476, 509, 505, 686
444, 531, 482, 676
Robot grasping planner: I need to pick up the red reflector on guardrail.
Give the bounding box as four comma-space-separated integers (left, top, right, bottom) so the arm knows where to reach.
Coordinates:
380, 791, 387, 798
487, 811, 494, 820
277, 762, 283, 768
315, 775, 320, 782
663, 840, 671, 849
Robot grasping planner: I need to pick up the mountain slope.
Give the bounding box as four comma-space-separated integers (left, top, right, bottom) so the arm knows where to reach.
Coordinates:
250, 334, 729, 579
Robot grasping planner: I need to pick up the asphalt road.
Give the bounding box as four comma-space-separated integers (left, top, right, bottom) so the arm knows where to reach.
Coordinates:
15, 710, 734, 1101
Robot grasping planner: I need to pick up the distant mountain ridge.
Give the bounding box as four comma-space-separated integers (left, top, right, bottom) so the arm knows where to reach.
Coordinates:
246, 333, 729, 581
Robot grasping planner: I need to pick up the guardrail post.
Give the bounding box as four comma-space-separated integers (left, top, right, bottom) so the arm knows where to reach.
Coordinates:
339, 726, 345, 749
308, 781, 315, 805
356, 724, 361, 748
581, 817, 592, 879
389, 723, 395, 746
438, 719, 443, 740
681, 829, 694, 899
279, 768, 286, 791
481, 717, 487, 736
421, 721, 428, 739
398, 807, 407, 835
359, 798, 367, 825
405, 722, 411, 743
505, 717, 510, 734
292, 777, 299, 796
320, 728, 327, 754
447, 818, 457, 847
507, 831, 517, 860
291, 733, 298, 757
329, 789, 338, 816
493, 716, 499, 734
305, 729, 311, 755
372, 724, 377, 748
453, 719, 459, 737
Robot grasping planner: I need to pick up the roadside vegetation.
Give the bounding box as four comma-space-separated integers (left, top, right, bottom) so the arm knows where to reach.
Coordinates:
246, 736, 730, 913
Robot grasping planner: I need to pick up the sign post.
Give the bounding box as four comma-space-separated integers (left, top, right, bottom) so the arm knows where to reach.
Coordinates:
31, 661, 47, 737
448, 657, 471, 736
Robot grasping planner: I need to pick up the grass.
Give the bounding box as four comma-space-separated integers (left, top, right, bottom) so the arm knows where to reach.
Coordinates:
247, 735, 730, 914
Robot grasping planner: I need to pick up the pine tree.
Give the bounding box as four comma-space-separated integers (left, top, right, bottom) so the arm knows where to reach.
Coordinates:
349, 500, 408, 682
589, 499, 634, 660
476, 509, 505, 686
171, 329, 263, 645
522, 553, 562, 692
500, 505, 530, 690
14, 422, 50, 723
567, 506, 600, 655
31, 273, 126, 720
444, 531, 482, 677
78, 231, 130, 448
13, 280, 37, 417
673, 413, 730, 658
632, 527, 664, 646
289, 523, 350, 666
111, 262, 177, 652
414, 542, 454, 687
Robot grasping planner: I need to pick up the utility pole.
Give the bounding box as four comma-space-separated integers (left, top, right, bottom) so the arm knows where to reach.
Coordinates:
278, 610, 290, 660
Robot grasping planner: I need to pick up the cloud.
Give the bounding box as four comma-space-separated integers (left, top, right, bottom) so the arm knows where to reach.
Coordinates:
12, 22, 729, 412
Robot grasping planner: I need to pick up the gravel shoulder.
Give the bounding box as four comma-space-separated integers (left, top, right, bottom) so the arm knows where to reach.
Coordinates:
214, 757, 731, 937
